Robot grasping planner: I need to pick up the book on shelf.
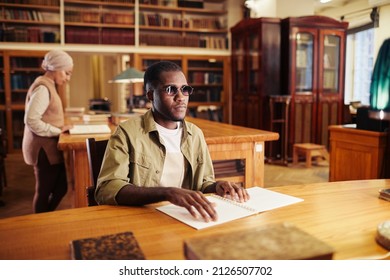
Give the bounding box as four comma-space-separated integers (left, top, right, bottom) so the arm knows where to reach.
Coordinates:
156, 186, 303, 230
70, 231, 146, 260
69, 124, 111, 135
183, 222, 334, 260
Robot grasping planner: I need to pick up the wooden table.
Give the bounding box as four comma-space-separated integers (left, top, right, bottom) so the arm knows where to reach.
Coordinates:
58, 117, 279, 208
0, 179, 389, 260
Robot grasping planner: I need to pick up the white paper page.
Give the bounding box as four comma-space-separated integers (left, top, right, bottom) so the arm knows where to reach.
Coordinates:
69, 124, 111, 135
156, 187, 303, 230
242, 186, 304, 212
156, 195, 254, 230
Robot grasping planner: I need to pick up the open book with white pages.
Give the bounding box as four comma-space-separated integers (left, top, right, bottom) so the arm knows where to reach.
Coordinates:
156, 186, 304, 230
69, 124, 111, 135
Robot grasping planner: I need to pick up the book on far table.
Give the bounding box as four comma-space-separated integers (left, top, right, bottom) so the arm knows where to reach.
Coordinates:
156, 186, 303, 230
69, 124, 111, 135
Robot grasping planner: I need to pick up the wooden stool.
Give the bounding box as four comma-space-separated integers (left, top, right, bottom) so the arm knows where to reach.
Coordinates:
293, 143, 329, 168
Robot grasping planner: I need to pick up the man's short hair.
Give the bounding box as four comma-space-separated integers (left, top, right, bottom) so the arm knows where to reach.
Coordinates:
144, 61, 182, 92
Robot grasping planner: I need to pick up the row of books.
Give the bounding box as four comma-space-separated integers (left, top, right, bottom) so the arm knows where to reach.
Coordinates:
139, 12, 225, 29
11, 74, 41, 90
65, 27, 135, 45
10, 92, 26, 104
1, 0, 59, 5
140, 33, 227, 49
140, 0, 175, 6
65, 10, 134, 25
190, 88, 221, 102
10, 57, 41, 68
0, 27, 58, 43
140, 0, 226, 11
190, 72, 223, 85
1, 9, 60, 23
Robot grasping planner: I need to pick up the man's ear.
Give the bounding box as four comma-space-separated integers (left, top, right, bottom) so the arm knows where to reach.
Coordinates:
146, 90, 153, 101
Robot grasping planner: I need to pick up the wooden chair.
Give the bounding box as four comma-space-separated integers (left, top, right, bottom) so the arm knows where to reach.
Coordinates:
85, 138, 109, 206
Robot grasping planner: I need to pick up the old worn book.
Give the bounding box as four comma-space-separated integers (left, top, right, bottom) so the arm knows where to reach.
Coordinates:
70, 231, 146, 260
184, 223, 334, 260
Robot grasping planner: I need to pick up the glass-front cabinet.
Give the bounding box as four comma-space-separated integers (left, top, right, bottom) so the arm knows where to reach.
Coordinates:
295, 32, 314, 92
281, 16, 348, 155
231, 18, 281, 129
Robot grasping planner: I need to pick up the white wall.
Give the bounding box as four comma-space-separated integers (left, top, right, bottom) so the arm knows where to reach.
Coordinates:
374, 5, 390, 57
277, 0, 314, 18
68, 54, 94, 109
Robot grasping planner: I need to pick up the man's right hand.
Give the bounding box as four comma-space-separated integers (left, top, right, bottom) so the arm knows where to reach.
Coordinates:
165, 188, 217, 222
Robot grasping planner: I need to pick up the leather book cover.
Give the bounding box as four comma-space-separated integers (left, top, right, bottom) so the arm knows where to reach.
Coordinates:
70, 231, 146, 260
184, 223, 334, 260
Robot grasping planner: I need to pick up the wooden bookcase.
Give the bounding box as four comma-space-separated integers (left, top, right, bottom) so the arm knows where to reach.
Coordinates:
139, 0, 228, 49
0, 0, 61, 43
280, 16, 348, 157
0, 51, 5, 145
133, 53, 230, 122
1, 50, 46, 153
64, 0, 135, 45
0, 0, 228, 50
230, 18, 281, 160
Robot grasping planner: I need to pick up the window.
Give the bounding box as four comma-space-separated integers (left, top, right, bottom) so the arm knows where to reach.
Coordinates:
344, 28, 374, 106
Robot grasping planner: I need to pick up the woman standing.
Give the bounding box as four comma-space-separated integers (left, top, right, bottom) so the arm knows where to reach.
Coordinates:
22, 50, 74, 213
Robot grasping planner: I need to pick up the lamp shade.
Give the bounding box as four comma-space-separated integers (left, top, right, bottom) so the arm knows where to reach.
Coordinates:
109, 67, 144, 83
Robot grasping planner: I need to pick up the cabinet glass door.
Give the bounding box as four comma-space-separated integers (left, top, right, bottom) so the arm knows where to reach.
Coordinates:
249, 32, 259, 95
295, 32, 314, 92
322, 34, 340, 93
232, 37, 246, 126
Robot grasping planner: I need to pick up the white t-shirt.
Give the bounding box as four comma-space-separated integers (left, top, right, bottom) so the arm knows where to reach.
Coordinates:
155, 121, 185, 188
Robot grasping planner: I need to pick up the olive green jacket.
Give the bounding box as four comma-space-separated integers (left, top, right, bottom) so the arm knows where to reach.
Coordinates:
95, 109, 215, 205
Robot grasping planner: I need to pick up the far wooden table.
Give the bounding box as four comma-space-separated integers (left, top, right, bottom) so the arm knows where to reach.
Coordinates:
58, 116, 279, 208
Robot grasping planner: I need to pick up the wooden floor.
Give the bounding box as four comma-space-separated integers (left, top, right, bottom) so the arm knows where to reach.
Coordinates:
0, 153, 329, 219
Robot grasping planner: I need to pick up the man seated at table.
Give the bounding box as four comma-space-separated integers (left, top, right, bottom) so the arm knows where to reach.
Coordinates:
95, 61, 249, 222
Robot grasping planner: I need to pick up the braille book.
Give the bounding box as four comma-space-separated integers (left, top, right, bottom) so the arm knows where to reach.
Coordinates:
156, 186, 303, 229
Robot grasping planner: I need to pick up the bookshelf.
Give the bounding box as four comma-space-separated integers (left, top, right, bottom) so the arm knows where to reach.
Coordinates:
64, 0, 135, 45
0, 51, 5, 144
139, 0, 228, 49
2, 50, 46, 153
134, 53, 229, 122
0, 0, 228, 50
0, 0, 60, 43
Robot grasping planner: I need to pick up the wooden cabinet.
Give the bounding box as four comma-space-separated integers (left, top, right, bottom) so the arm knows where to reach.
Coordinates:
230, 18, 281, 128
280, 16, 348, 156
230, 18, 281, 160
0, 51, 5, 141
1, 50, 47, 153
134, 53, 230, 122
329, 125, 389, 181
